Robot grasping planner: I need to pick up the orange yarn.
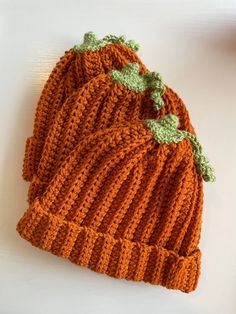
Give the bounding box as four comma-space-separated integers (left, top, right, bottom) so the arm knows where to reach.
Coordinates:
17, 33, 214, 293
17, 122, 203, 293
22, 42, 147, 182
27, 72, 195, 204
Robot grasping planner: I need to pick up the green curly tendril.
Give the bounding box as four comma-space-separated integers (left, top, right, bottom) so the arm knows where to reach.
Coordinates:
74, 32, 139, 53
145, 115, 216, 182
110, 63, 166, 110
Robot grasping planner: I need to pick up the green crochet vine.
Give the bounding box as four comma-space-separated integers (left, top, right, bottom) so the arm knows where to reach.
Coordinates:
145, 115, 216, 182
74, 32, 139, 53
110, 63, 166, 110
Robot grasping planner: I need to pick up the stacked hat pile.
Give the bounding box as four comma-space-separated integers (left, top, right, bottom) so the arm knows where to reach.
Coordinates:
16, 32, 215, 293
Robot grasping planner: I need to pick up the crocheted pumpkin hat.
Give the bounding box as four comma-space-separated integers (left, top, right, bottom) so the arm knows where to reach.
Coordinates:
16, 115, 215, 293
23, 32, 147, 182
28, 63, 195, 204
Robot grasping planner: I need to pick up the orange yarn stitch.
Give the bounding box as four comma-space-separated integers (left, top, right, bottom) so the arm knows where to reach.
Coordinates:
17, 121, 203, 293
17, 34, 215, 293
22, 35, 147, 182
27, 69, 195, 204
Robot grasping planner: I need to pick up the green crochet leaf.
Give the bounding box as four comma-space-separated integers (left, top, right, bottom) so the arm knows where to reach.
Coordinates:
74, 32, 139, 52
110, 63, 166, 110
145, 115, 216, 182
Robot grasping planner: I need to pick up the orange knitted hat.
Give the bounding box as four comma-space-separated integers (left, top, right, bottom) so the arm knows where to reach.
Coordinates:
23, 32, 147, 182
17, 115, 215, 293
28, 63, 195, 204
18, 33, 216, 293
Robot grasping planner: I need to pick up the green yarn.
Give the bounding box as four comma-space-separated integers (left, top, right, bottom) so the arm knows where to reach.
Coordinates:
145, 115, 216, 182
110, 63, 166, 110
111, 63, 148, 92
144, 72, 166, 110
74, 32, 139, 52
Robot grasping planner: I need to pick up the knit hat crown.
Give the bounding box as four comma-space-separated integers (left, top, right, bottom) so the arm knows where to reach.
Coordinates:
28, 62, 196, 204
23, 32, 147, 182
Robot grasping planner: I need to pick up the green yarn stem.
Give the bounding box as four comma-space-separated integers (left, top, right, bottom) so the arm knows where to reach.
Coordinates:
145, 115, 216, 182
74, 32, 139, 52
110, 63, 166, 111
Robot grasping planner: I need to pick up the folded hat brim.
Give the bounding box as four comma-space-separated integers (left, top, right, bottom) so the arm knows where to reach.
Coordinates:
16, 197, 201, 293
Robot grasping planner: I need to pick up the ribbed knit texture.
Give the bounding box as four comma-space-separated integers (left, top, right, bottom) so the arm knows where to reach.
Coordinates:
17, 122, 203, 293
22, 33, 147, 182
17, 33, 215, 293
27, 65, 195, 204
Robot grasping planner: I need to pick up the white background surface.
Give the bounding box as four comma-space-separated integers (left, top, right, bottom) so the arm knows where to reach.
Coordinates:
0, 0, 236, 313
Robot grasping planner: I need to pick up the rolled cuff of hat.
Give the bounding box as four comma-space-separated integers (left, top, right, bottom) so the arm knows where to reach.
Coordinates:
16, 198, 201, 293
